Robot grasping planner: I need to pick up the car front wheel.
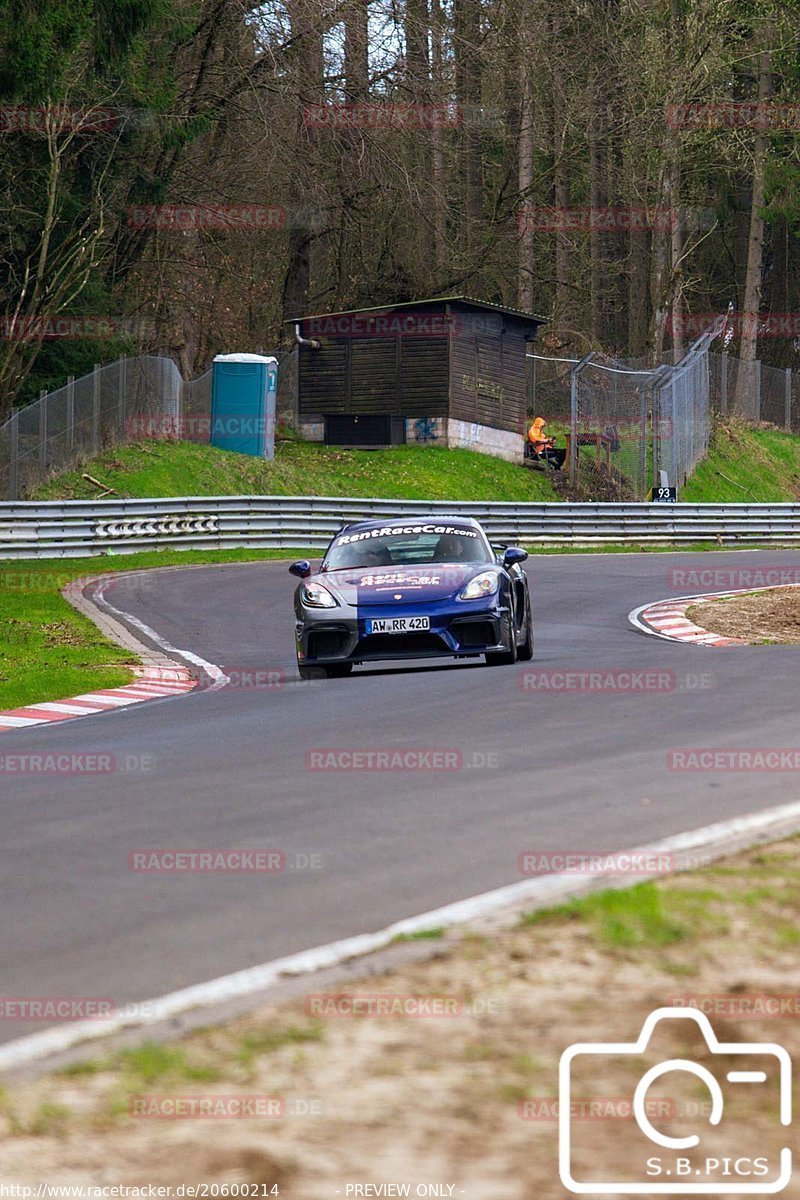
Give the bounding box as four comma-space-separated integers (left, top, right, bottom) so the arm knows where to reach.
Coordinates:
484, 612, 518, 666
517, 600, 534, 661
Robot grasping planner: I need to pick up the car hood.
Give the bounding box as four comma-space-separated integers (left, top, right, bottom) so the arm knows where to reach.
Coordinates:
319, 563, 487, 605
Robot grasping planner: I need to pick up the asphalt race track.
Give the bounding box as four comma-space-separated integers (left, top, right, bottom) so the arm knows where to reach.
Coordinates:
3, 549, 800, 1045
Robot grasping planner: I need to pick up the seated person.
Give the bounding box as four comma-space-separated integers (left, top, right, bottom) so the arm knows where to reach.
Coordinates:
336, 540, 393, 568
527, 416, 566, 469
362, 541, 393, 566
433, 532, 485, 563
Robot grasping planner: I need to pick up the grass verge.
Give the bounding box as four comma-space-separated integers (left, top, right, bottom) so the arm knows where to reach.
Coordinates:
682, 420, 800, 502
0, 548, 311, 710
32, 439, 560, 503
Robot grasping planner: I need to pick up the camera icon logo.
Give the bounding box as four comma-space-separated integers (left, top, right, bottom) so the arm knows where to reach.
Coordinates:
559, 1006, 791, 1194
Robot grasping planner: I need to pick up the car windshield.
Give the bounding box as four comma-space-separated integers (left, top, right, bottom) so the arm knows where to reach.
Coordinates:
323, 524, 493, 571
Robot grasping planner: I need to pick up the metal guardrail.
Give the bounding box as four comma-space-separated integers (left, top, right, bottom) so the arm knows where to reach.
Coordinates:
4, 496, 800, 559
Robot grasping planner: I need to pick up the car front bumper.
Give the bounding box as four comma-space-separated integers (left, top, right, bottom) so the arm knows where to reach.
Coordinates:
296, 599, 513, 665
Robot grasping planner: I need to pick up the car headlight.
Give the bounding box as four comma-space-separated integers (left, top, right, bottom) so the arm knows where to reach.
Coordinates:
301, 581, 338, 608
458, 570, 500, 601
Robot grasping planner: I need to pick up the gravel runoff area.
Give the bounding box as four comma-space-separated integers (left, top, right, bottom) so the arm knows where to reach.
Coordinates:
688, 585, 800, 644
1, 836, 799, 1197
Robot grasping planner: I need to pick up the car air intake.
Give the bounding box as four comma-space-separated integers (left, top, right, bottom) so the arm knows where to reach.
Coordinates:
308, 628, 351, 658
355, 633, 446, 657
452, 618, 499, 648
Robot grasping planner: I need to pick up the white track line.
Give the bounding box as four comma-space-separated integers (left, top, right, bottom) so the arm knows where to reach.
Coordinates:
3, 797, 800, 1072
92, 582, 229, 691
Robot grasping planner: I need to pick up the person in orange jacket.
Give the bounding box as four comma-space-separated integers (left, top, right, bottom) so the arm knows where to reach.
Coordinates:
528, 416, 550, 453
527, 417, 566, 468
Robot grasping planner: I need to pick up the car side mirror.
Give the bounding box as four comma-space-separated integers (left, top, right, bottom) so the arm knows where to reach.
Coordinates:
502, 546, 528, 568
289, 560, 312, 579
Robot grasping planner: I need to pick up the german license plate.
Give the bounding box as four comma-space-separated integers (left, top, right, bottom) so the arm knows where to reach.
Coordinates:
366, 616, 430, 634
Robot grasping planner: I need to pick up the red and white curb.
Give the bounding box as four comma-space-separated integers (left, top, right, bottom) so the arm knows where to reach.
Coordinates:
629, 588, 768, 646
0, 666, 196, 733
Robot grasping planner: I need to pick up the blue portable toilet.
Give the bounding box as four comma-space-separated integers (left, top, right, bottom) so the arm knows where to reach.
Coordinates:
210, 353, 278, 459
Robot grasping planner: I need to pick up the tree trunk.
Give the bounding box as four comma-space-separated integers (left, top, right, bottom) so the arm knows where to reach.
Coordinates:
453, 0, 482, 256
628, 226, 650, 358
669, 150, 684, 359
550, 11, 570, 331
517, 54, 534, 311
649, 161, 671, 362
735, 38, 772, 410
280, 0, 324, 326
405, 0, 434, 279
770, 215, 789, 362
335, 0, 370, 305
667, 0, 684, 360
588, 113, 606, 343
430, 0, 447, 270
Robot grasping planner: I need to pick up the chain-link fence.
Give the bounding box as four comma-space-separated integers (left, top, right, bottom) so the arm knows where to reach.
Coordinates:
708, 352, 796, 429
0, 347, 299, 499
529, 351, 677, 498
530, 321, 726, 498
652, 327, 718, 491
180, 368, 213, 443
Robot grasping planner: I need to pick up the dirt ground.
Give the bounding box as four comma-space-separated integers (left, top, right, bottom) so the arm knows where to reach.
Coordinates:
2, 838, 800, 1197
689, 585, 800, 643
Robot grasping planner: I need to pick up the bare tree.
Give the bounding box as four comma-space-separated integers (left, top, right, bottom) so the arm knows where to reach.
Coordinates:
735, 31, 773, 407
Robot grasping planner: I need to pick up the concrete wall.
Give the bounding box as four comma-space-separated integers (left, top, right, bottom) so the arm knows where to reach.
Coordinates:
405, 416, 447, 446
299, 421, 325, 441
299, 415, 523, 464
446, 418, 524, 464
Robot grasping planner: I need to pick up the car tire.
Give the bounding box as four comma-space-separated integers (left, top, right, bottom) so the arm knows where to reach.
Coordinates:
517, 600, 534, 661
484, 612, 518, 666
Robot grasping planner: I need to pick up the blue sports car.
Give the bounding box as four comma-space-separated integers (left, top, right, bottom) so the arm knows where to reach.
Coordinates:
289, 516, 533, 678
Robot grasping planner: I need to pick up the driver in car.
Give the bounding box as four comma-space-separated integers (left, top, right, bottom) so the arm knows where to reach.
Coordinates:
335, 539, 393, 568
434, 533, 483, 562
